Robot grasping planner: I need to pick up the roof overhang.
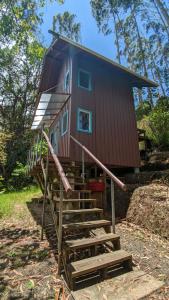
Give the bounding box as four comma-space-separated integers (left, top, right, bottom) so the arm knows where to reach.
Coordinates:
44, 35, 158, 89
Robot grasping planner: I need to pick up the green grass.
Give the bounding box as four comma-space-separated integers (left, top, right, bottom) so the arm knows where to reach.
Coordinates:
0, 186, 41, 219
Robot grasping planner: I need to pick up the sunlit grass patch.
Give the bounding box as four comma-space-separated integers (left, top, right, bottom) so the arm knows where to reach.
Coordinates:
0, 186, 41, 219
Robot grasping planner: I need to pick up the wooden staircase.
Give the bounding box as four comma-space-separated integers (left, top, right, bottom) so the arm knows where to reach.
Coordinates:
28, 131, 132, 291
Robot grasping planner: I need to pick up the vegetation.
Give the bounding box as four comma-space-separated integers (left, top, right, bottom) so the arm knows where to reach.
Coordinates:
52, 11, 81, 42
137, 96, 169, 149
90, 0, 169, 104
0, 186, 40, 219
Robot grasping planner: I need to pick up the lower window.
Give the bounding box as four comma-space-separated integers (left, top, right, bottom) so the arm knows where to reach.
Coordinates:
77, 108, 92, 133
61, 110, 68, 136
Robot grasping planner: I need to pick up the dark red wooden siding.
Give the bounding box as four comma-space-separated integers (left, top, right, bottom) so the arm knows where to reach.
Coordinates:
49, 56, 71, 158
70, 54, 140, 167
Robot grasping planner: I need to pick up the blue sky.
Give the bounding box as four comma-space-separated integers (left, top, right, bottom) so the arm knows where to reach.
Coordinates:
40, 0, 116, 61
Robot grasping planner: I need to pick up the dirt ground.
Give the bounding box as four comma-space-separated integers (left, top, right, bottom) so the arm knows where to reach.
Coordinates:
0, 198, 168, 299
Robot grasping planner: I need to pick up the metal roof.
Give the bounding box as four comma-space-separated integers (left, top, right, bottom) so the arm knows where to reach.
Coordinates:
46, 35, 158, 88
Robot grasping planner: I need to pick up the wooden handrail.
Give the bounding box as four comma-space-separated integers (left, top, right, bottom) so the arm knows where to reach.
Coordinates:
70, 135, 127, 191
42, 130, 72, 194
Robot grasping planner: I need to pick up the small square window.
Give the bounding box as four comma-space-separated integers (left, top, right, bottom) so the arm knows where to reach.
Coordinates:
77, 108, 92, 133
78, 69, 91, 91
61, 111, 68, 136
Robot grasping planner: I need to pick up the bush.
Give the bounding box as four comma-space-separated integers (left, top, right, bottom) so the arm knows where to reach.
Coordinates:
149, 97, 169, 149
136, 101, 152, 121
137, 97, 169, 150
6, 162, 33, 191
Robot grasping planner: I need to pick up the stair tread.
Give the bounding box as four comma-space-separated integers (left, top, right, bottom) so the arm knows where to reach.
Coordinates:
53, 198, 96, 203
69, 250, 132, 278
63, 219, 111, 230
52, 189, 91, 193
65, 233, 120, 249
61, 208, 103, 214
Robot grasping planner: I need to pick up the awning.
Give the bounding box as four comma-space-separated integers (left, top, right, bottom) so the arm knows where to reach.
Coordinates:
31, 92, 71, 130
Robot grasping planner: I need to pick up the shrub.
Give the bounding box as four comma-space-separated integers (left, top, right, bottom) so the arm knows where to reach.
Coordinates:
7, 162, 33, 191
149, 97, 169, 149
136, 101, 152, 121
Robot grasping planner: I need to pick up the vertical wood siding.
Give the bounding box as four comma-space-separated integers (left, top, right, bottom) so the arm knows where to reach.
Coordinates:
70, 54, 140, 168
49, 56, 72, 158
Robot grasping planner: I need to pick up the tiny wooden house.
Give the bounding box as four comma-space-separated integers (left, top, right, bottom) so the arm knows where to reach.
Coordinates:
32, 36, 157, 169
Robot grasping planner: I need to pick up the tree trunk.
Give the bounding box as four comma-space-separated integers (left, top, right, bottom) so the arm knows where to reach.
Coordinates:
151, 54, 166, 96
132, 12, 148, 77
138, 88, 143, 103
112, 11, 121, 64
132, 10, 154, 107
115, 12, 132, 63
152, 0, 169, 37
155, 0, 169, 27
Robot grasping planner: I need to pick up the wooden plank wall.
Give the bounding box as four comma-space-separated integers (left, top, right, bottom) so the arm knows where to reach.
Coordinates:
70, 54, 140, 168
49, 56, 71, 158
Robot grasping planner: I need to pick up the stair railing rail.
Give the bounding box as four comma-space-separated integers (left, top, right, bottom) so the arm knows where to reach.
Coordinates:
70, 135, 127, 233
27, 128, 73, 277
41, 129, 73, 275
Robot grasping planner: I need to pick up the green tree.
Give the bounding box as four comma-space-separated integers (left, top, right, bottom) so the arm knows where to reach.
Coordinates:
153, 0, 169, 28
0, 0, 47, 179
90, 0, 122, 64
149, 97, 169, 148
51, 11, 81, 42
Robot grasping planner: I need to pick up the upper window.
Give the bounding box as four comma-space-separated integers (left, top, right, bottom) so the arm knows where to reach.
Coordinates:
64, 71, 70, 92
77, 108, 92, 133
61, 111, 68, 136
78, 69, 92, 91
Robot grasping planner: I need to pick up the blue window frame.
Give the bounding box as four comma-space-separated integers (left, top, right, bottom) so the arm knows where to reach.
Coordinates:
78, 69, 92, 91
77, 108, 92, 133
61, 110, 68, 136
64, 70, 70, 92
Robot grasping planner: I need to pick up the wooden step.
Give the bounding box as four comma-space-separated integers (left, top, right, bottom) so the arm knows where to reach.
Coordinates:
60, 208, 103, 215
62, 219, 111, 230
53, 198, 96, 203
69, 250, 132, 279
65, 233, 120, 250
52, 189, 91, 194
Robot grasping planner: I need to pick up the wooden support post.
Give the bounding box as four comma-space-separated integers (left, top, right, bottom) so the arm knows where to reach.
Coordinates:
94, 166, 97, 179
82, 149, 85, 209
40, 126, 44, 161
103, 172, 107, 212
82, 149, 85, 184
57, 180, 64, 276
41, 151, 49, 240
111, 180, 115, 233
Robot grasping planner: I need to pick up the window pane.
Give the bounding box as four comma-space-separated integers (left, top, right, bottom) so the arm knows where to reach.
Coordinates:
79, 70, 90, 89
62, 111, 68, 135
79, 111, 89, 131
65, 71, 70, 91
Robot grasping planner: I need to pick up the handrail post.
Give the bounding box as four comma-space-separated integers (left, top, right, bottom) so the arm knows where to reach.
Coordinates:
111, 179, 115, 233
35, 133, 39, 164
58, 180, 63, 275
41, 149, 49, 240
40, 128, 43, 161
82, 149, 85, 184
